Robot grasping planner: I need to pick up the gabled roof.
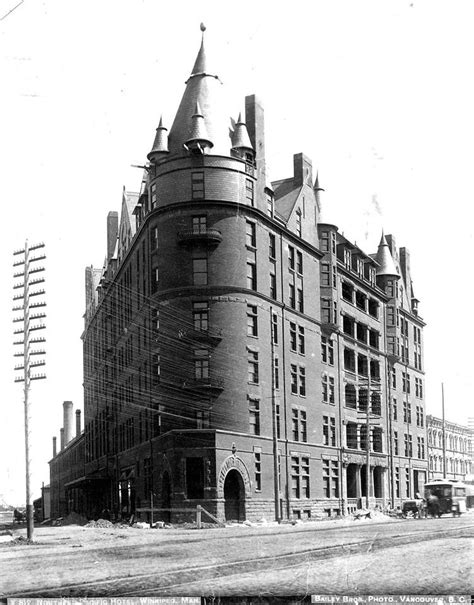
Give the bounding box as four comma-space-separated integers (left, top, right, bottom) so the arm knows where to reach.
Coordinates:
272, 178, 303, 222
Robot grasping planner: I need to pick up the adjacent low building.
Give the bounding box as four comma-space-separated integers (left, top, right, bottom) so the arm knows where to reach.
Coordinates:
426, 415, 472, 481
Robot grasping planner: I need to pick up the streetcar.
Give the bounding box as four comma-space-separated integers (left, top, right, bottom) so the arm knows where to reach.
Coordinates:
423, 480, 467, 517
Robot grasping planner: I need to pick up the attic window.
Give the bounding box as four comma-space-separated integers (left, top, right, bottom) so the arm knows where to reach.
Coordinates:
296, 209, 302, 237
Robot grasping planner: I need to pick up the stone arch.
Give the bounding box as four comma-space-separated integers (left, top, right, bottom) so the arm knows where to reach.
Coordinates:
217, 455, 252, 499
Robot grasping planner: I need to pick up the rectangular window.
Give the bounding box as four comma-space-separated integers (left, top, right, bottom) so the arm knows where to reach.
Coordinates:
290, 364, 298, 394
288, 246, 295, 271
393, 398, 397, 421
193, 302, 208, 332
321, 336, 334, 365
269, 233, 276, 259
151, 226, 158, 249
298, 326, 305, 355
247, 304, 258, 337
247, 261, 257, 290
151, 183, 157, 208
267, 193, 274, 216
249, 397, 260, 435
322, 375, 335, 404
300, 410, 307, 442
153, 267, 159, 292
391, 368, 396, 388
192, 215, 207, 234
296, 250, 303, 274
323, 416, 329, 445
193, 257, 208, 285
290, 322, 297, 351
271, 312, 278, 344
394, 431, 399, 455
291, 456, 310, 498
273, 356, 280, 390
276, 405, 281, 439
297, 278, 304, 313
321, 231, 329, 252
402, 372, 411, 394
270, 267, 277, 300
368, 299, 379, 318
289, 283, 296, 309
248, 351, 259, 384
299, 366, 306, 396
246, 221, 256, 248
191, 172, 204, 199
292, 408, 299, 441
246, 178, 254, 205
254, 451, 262, 490
322, 459, 339, 498
321, 262, 330, 286
194, 349, 209, 380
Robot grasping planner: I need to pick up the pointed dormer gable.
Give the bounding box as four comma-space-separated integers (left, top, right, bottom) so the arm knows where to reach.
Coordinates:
117, 189, 139, 262
167, 25, 231, 157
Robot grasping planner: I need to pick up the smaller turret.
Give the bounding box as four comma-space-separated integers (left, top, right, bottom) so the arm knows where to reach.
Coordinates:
147, 116, 169, 163
231, 112, 254, 162
375, 232, 400, 280
184, 102, 214, 153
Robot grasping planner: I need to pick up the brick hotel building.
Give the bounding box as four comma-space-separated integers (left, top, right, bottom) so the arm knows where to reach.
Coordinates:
49, 28, 428, 522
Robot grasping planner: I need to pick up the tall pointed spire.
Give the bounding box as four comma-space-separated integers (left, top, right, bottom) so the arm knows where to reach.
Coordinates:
191, 23, 208, 76
375, 231, 400, 279
167, 25, 231, 156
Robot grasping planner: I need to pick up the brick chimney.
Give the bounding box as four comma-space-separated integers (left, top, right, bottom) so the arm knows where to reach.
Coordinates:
75, 409, 81, 437
63, 401, 73, 446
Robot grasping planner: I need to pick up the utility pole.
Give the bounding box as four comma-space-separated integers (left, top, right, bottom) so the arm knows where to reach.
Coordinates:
442, 382, 446, 479
13, 240, 46, 541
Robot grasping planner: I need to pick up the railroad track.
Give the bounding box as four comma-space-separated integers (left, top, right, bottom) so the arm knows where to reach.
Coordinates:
7, 523, 474, 598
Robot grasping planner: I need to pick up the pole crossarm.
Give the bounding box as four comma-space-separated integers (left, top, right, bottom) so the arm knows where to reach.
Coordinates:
12, 240, 47, 541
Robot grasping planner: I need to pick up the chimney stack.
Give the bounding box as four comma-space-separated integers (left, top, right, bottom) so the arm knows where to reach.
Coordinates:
75, 409, 81, 437
60, 428, 64, 451
63, 401, 74, 446
53, 436, 57, 458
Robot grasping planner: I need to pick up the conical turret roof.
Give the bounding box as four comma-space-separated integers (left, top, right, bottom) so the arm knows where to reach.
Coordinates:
168, 26, 231, 156
185, 102, 213, 149
147, 116, 169, 161
375, 232, 400, 278
231, 113, 253, 151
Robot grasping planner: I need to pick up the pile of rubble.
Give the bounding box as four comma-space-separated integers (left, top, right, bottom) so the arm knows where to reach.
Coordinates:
84, 518, 114, 528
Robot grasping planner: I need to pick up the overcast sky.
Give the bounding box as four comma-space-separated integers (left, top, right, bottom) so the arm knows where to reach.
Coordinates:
1, 0, 473, 505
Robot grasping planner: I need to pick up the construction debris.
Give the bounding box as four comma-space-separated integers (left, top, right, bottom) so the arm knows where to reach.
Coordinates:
85, 519, 114, 528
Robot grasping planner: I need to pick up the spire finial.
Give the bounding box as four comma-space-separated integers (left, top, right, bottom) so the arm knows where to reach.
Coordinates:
200, 22, 206, 32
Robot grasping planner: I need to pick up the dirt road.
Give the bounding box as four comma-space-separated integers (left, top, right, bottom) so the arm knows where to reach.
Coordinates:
1, 515, 473, 597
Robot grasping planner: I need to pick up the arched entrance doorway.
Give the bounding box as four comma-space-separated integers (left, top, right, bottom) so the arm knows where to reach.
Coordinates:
224, 469, 245, 522
162, 472, 171, 523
